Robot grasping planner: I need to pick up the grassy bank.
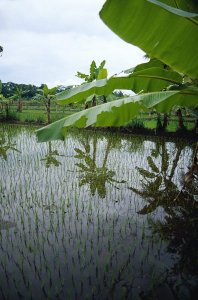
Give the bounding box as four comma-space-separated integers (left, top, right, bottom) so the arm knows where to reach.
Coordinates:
0, 106, 197, 135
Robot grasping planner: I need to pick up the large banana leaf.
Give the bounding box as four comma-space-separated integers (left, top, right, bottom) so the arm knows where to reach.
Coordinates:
56, 67, 182, 104
124, 59, 165, 74
99, 0, 198, 79
36, 87, 198, 142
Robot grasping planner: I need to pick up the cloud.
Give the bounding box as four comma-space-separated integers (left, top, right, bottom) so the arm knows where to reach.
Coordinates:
1, 0, 106, 34
0, 0, 145, 87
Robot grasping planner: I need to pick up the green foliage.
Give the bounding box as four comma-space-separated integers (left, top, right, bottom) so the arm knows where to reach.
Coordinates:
36, 89, 198, 141
0, 132, 20, 160
126, 118, 144, 130
76, 60, 107, 83
100, 0, 198, 78
55, 65, 182, 105
2, 82, 38, 99
36, 0, 198, 141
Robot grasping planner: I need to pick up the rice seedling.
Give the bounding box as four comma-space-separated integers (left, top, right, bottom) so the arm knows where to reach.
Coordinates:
0, 124, 197, 299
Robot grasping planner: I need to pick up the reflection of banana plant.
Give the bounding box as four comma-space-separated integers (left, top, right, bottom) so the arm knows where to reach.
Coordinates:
130, 140, 185, 214
150, 195, 198, 281
41, 141, 62, 168
0, 219, 16, 230
75, 136, 125, 198
0, 133, 20, 160
130, 141, 198, 294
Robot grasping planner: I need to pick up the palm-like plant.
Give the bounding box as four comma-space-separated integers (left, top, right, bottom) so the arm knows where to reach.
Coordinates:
76, 60, 108, 107
35, 84, 57, 124
36, 0, 198, 142
11, 86, 24, 112
0, 94, 11, 120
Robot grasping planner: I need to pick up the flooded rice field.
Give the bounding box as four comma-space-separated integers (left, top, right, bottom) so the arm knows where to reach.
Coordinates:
0, 124, 198, 299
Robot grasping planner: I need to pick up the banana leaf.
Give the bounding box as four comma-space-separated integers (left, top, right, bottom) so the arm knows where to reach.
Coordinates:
36, 87, 198, 142
100, 0, 198, 78
56, 67, 182, 104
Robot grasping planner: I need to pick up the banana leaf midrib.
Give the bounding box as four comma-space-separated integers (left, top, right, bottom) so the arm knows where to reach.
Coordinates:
131, 74, 181, 84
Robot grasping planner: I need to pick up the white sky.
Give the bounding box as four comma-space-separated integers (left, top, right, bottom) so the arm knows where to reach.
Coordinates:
0, 0, 145, 87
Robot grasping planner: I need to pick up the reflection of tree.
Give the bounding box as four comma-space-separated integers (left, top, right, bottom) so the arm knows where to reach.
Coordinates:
150, 196, 198, 277
41, 141, 62, 168
131, 139, 198, 297
130, 140, 185, 214
75, 136, 125, 198
0, 132, 20, 160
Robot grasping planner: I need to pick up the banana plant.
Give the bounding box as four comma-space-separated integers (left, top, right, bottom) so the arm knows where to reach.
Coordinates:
55, 59, 183, 105
35, 85, 57, 124
11, 86, 25, 112
36, 0, 198, 142
76, 60, 108, 107
100, 0, 198, 79
0, 94, 11, 120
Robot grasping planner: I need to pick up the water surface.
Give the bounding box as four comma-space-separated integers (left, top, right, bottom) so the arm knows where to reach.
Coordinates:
0, 124, 197, 299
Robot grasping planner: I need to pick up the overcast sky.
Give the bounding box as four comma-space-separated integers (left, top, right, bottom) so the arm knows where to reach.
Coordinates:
1, 0, 145, 87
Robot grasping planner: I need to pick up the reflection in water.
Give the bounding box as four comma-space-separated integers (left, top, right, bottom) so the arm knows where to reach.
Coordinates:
131, 139, 198, 298
41, 141, 63, 167
130, 140, 186, 214
74, 136, 125, 198
0, 131, 20, 160
148, 194, 198, 299
0, 219, 16, 230
0, 124, 198, 300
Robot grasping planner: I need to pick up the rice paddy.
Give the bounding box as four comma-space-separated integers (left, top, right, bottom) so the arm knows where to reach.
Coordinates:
0, 124, 197, 299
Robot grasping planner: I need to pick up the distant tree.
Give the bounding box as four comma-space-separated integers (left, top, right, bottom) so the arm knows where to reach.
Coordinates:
22, 84, 37, 99
0, 94, 11, 120
11, 86, 24, 112
35, 84, 57, 124
0, 46, 3, 56
2, 82, 19, 98
2, 82, 38, 99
